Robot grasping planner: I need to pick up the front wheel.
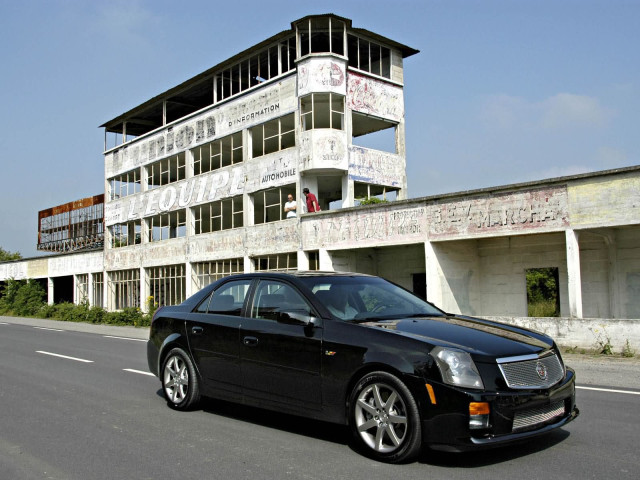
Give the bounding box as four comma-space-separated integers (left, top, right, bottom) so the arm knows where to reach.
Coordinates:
161, 348, 200, 410
349, 371, 422, 463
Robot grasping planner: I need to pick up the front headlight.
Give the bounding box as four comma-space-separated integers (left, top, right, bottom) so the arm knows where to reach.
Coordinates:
432, 347, 484, 389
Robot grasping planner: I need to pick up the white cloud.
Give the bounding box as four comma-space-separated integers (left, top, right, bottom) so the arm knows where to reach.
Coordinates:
539, 93, 612, 129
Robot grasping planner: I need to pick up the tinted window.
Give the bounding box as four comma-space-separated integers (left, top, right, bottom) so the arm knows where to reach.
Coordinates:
300, 276, 444, 321
251, 280, 313, 320
197, 279, 251, 316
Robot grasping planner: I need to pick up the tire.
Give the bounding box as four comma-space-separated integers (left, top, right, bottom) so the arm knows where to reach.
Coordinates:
349, 371, 422, 463
161, 348, 201, 410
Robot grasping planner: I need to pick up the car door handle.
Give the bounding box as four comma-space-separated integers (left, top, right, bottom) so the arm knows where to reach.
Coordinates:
243, 336, 259, 347
192, 326, 204, 335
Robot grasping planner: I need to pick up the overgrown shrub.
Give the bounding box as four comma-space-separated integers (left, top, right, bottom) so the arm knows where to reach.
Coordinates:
0, 277, 150, 327
0, 279, 46, 317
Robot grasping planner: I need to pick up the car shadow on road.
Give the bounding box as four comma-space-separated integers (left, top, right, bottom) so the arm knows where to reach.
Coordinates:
155, 388, 571, 465
198, 395, 351, 446
417, 429, 571, 467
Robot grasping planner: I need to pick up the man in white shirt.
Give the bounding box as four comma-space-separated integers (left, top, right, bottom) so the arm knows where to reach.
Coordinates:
284, 194, 297, 218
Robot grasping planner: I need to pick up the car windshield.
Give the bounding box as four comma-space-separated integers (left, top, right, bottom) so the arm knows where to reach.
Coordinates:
299, 275, 444, 321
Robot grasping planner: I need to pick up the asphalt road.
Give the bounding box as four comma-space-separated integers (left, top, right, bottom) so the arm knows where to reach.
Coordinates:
1, 316, 639, 480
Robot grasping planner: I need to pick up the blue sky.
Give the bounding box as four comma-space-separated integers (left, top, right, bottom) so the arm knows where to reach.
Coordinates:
1, 0, 638, 258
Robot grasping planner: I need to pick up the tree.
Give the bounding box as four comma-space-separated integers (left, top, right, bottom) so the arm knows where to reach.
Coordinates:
0, 246, 22, 261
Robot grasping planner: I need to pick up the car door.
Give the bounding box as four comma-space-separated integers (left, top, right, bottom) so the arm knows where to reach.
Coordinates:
186, 278, 252, 400
240, 279, 322, 412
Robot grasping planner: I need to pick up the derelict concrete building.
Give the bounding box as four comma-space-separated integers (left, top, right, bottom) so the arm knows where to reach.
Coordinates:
1, 14, 639, 350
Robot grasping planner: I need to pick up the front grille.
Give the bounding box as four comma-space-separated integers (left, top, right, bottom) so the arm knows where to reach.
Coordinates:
497, 352, 564, 389
512, 400, 565, 432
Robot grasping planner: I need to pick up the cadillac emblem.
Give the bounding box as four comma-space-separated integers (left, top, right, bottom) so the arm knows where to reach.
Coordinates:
535, 361, 548, 381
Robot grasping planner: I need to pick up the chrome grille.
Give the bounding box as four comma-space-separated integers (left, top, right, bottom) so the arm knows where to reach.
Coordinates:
497, 352, 564, 389
512, 401, 565, 432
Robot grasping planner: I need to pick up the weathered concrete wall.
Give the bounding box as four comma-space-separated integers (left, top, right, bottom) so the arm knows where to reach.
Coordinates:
476, 233, 568, 317
569, 172, 640, 228
104, 76, 298, 179
487, 316, 640, 353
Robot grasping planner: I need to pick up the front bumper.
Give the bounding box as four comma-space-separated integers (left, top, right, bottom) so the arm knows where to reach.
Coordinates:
421, 367, 579, 452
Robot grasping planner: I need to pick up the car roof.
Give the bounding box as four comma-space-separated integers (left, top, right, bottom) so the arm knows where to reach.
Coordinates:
226, 271, 374, 279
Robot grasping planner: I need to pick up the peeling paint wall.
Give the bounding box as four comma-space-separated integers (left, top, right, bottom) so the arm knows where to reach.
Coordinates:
569, 172, 640, 228
105, 76, 297, 179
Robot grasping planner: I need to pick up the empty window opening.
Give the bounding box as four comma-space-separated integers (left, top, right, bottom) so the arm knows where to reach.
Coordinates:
92, 273, 104, 308
194, 196, 243, 234
354, 182, 398, 204
352, 112, 396, 153
193, 258, 245, 291
147, 153, 186, 189
251, 114, 295, 158
109, 169, 141, 200
149, 211, 186, 242
109, 269, 140, 310
347, 34, 391, 79
76, 274, 89, 303
148, 264, 186, 307
301, 93, 344, 131
110, 221, 142, 248
254, 184, 296, 224
254, 252, 298, 272
193, 132, 243, 175
297, 17, 345, 57
526, 267, 560, 317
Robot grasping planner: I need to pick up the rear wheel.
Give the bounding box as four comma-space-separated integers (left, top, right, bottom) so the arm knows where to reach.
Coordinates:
349, 371, 422, 463
162, 348, 200, 410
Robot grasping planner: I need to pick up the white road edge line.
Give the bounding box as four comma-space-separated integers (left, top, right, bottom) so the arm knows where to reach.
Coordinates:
103, 335, 147, 342
123, 368, 155, 376
577, 385, 640, 396
36, 351, 94, 363
33, 327, 64, 332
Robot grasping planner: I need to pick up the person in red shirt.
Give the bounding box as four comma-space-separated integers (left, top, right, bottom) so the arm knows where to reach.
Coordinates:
303, 188, 320, 212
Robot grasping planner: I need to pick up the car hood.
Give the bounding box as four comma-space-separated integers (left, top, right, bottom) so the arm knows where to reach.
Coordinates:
361, 315, 554, 361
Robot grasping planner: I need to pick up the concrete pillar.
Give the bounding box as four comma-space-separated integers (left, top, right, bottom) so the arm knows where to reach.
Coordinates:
87, 273, 94, 307
605, 233, 620, 319
319, 248, 333, 271
424, 241, 442, 307
185, 262, 194, 299
47, 278, 54, 305
342, 176, 355, 208
140, 267, 148, 312
297, 250, 310, 271
565, 229, 583, 318
244, 255, 253, 273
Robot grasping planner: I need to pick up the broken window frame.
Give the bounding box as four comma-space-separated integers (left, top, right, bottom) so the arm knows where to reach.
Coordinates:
109, 169, 141, 200
347, 34, 391, 79
109, 269, 140, 310
146, 153, 186, 190
251, 113, 295, 158
109, 220, 142, 248
148, 210, 187, 242
192, 258, 245, 291
215, 36, 296, 103
92, 272, 104, 308
192, 132, 243, 175
297, 17, 345, 57
300, 93, 345, 131
147, 264, 186, 308
254, 252, 298, 272
193, 195, 244, 234
253, 184, 295, 225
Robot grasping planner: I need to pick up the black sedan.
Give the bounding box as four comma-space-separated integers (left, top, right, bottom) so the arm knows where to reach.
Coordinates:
147, 272, 579, 463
